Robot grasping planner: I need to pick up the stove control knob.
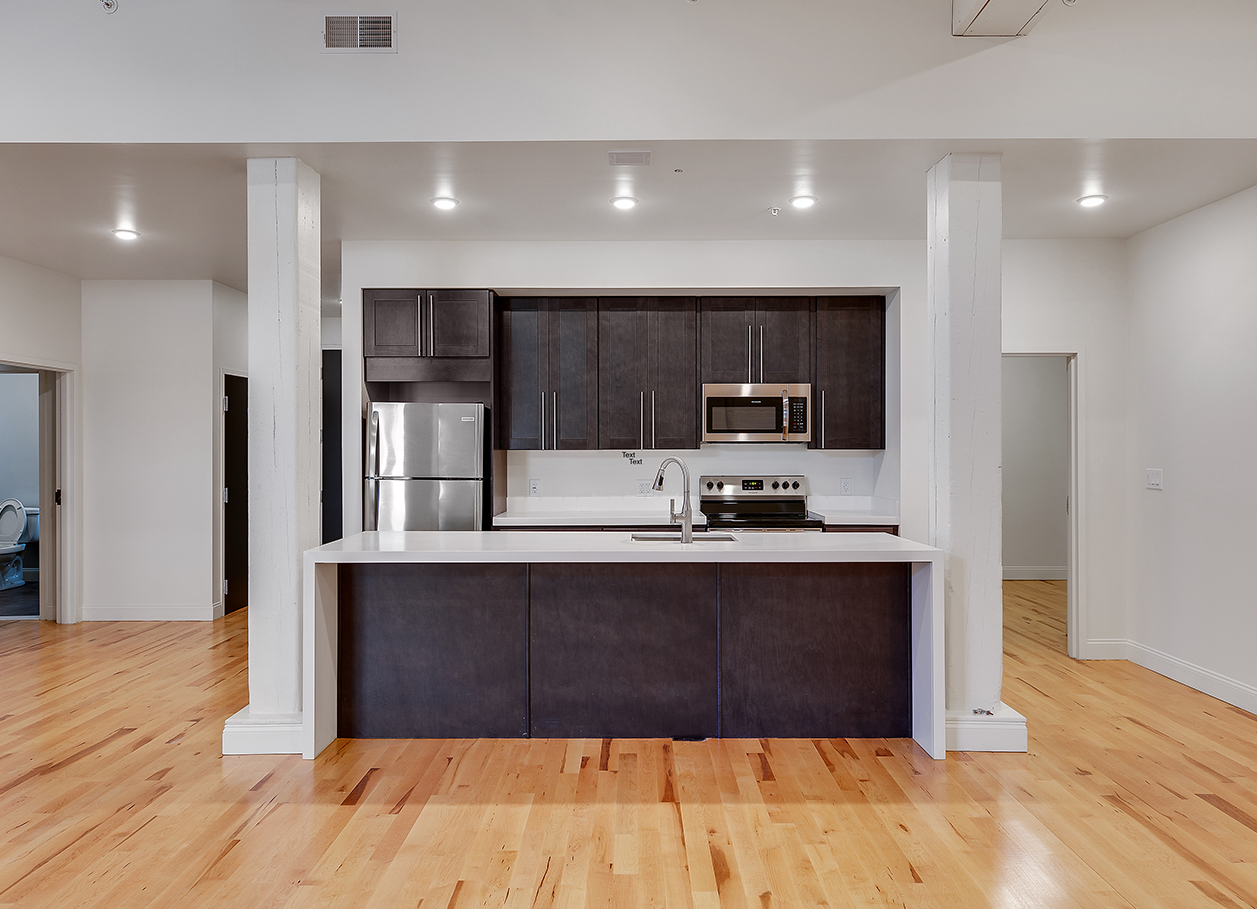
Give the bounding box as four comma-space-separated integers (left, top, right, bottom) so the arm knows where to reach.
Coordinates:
716, 481, 724, 490
772, 481, 780, 490
706, 481, 714, 490
791, 481, 800, 490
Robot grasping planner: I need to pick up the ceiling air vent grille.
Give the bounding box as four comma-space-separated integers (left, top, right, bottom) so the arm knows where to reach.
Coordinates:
608, 151, 651, 167
323, 14, 397, 53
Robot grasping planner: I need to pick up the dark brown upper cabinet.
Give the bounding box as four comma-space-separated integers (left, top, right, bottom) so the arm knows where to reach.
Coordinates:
812, 296, 886, 450
700, 297, 811, 386
598, 297, 699, 451
363, 288, 492, 382
498, 298, 598, 450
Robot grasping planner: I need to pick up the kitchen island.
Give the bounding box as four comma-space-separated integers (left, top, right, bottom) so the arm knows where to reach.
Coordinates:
303, 531, 944, 759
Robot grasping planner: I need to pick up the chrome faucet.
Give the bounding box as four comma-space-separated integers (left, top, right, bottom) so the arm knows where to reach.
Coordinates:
653, 457, 694, 543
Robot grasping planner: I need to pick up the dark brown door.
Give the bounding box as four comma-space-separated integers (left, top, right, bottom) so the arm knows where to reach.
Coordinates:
550, 298, 599, 449
429, 290, 491, 358
223, 374, 248, 614
700, 297, 755, 385
598, 298, 650, 450
362, 288, 421, 357
499, 299, 549, 449
648, 297, 699, 450
813, 296, 885, 450
755, 296, 812, 385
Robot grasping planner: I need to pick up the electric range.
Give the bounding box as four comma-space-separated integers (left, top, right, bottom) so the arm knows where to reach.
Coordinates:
698, 475, 825, 532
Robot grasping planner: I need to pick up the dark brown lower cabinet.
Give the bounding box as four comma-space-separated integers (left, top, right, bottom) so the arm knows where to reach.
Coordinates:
337, 563, 528, 738
529, 563, 718, 738
335, 560, 910, 740
720, 562, 911, 738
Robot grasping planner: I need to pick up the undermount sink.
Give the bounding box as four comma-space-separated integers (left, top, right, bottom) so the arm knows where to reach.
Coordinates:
630, 531, 738, 543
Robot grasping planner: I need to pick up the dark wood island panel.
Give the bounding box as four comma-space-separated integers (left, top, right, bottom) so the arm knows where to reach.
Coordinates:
720, 562, 911, 738
528, 563, 718, 739
337, 563, 529, 738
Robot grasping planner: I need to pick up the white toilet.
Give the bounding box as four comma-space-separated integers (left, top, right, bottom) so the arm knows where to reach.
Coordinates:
0, 498, 31, 590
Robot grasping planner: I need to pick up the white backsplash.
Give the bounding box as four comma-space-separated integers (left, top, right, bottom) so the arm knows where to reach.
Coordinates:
506, 445, 896, 504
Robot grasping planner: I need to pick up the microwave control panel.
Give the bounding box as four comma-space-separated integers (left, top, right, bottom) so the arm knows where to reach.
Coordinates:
788, 397, 808, 433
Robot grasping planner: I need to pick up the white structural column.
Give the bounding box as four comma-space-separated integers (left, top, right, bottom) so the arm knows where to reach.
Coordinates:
927, 154, 1027, 752
223, 158, 321, 755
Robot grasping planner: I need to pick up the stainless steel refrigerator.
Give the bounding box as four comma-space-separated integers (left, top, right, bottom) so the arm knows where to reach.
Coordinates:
364, 402, 487, 531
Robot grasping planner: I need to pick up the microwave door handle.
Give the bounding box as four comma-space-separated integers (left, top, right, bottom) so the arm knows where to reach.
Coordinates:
782, 388, 789, 441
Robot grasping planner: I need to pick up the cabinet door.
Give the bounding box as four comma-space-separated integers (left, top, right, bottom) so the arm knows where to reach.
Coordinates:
550, 298, 599, 450
814, 296, 885, 450
429, 289, 491, 358
363, 288, 421, 357
598, 298, 649, 450
648, 297, 699, 450
700, 297, 755, 385
756, 296, 812, 385
498, 299, 549, 450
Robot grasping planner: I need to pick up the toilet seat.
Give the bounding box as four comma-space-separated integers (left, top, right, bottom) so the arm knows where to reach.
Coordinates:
0, 499, 26, 544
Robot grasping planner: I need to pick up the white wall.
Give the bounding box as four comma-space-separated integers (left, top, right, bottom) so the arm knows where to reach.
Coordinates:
1002, 239, 1131, 653
340, 239, 926, 541
2, 1, 1256, 142
81, 280, 217, 620
1125, 184, 1257, 712
1001, 355, 1068, 579
212, 282, 248, 617
0, 373, 40, 508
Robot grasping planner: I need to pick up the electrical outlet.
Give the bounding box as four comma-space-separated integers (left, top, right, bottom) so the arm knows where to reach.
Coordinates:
637, 479, 654, 497
1145, 468, 1163, 490
528, 478, 541, 497
840, 477, 852, 495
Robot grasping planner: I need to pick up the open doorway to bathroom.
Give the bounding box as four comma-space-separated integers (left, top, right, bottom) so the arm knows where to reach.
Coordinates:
1002, 354, 1078, 656
0, 363, 57, 619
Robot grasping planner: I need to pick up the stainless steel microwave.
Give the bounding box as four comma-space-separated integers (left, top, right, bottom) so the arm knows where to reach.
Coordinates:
701, 383, 811, 443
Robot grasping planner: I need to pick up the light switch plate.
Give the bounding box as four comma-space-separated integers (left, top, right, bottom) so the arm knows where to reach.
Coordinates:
528, 479, 541, 497
1145, 468, 1163, 490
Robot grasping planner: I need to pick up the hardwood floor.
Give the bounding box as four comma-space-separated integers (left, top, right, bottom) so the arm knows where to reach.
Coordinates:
3, 581, 1257, 907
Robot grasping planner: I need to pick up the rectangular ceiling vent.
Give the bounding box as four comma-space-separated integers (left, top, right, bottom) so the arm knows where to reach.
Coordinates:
323, 14, 396, 53
608, 151, 651, 167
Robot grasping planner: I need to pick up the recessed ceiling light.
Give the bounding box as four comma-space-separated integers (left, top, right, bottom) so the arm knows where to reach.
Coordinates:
789, 195, 817, 209
111, 228, 140, 240
431, 197, 459, 210
611, 196, 638, 210
1077, 194, 1109, 208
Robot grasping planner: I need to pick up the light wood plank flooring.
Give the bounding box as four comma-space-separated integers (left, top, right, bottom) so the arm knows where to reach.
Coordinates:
3, 581, 1257, 907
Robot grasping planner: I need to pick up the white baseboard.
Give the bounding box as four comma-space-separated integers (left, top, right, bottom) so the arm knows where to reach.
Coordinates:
946, 702, 1027, 752
82, 604, 220, 621
1079, 638, 1129, 660
1002, 566, 1067, 580
222, 706, 304, 755
1126, 641, 1257, 717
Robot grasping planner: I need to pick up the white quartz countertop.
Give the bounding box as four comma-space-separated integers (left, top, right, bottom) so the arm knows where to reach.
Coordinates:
308, 530, 938, 565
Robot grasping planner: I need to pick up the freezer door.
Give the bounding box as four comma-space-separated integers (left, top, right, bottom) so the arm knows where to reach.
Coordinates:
366, 478, 484, 531
370, 402, 484, 479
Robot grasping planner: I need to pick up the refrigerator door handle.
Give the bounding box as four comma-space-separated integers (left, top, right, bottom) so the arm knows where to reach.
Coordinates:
367, 409, 380, 477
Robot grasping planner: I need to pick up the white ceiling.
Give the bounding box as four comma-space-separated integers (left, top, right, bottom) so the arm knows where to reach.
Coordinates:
2, 138, 1257, 314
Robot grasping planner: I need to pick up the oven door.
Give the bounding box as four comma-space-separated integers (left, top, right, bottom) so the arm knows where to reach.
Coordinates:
702, 383, 811, 443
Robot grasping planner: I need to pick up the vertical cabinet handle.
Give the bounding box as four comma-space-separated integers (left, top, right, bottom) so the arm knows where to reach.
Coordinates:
652, 390, 656, 449
639, 392, 644, 449
747, 324, 753, 384
759, 325, 764, 383
540, 391, 547, 449
821, 390, 826, 450
428, 293, 436, 357
552, 391, 558, 451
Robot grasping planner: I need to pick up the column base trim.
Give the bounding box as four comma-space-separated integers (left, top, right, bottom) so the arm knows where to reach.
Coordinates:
222, 706, 304, 755
946, 702, 1028, 752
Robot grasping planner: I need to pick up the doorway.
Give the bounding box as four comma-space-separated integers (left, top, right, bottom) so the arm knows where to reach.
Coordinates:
0, 363, 64, 621
223, 374, 248, 614
1002, 354, 1081, 656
